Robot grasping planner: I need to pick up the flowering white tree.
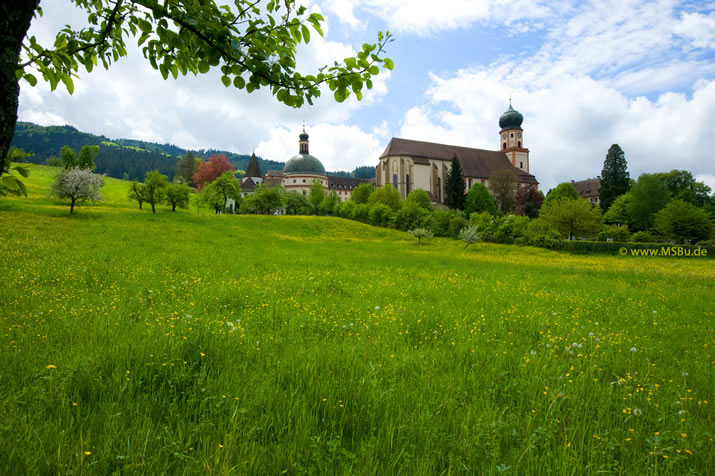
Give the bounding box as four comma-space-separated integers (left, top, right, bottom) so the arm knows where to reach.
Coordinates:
50, 168, 104, 214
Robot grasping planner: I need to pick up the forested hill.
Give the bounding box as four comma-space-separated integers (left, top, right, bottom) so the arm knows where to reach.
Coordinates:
9, 122, 282, 181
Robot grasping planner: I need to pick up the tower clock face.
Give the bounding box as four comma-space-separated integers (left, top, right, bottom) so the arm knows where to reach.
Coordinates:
517, 132, 522, 138
502, 133, 507, 139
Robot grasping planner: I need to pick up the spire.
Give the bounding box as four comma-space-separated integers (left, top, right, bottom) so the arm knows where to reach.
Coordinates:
245, 151, 263, 178
299, 126, 309, 154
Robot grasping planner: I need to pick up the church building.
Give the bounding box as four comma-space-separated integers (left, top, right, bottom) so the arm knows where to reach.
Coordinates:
376, 102, 538, 202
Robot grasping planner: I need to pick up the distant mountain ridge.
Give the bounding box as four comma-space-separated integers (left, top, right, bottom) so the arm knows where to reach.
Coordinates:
11, 122, 376, 181
10, 122, 282, 181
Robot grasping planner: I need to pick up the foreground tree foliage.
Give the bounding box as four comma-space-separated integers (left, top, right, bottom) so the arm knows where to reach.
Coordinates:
2, 0, 393, 188
444, 156, 465, 210
464, 183, 497, 217
489, 169, 518, 213
128, 179, 147, 209
599, 144, 630, 211
655, 199, 712, 243
627, 174, 670, 230
350, 183, 374, 204
541, 182, 581, 211
50, 167, 104, 214
192, 154, 234, 190
210, 171, 241, 212
165, 182, 190, 212
143, 169, 168, 213
540, 198, 602, 240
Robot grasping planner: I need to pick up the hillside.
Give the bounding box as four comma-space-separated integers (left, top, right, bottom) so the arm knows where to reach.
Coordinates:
10, 122, 376, 182
1, 165, 712, 474
10, 122, 282, 181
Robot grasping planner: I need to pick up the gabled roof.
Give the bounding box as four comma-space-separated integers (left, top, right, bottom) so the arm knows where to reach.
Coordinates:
241, 177, 257, 192
244, 153, 263, 178
380, 137, 537, 184
572, 178, 601, 198
328, 176, 371, 190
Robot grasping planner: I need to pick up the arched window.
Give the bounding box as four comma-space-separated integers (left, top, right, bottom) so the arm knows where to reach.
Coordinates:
503, 143, 507, 150
393, 174, 398, 189
406, 174, 410, 194
518, 141, 521, 147
520, 161, 523, 169
437, 177, 442, 203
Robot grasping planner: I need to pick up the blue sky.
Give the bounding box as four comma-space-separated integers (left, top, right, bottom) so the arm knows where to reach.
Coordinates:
18, 0, 715, 191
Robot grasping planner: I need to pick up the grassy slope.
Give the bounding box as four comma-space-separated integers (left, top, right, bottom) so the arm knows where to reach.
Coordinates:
0, 165, 713, 474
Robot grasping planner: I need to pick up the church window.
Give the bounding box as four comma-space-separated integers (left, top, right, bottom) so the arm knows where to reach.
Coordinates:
293, 179, 296, 183
302, 179, 306, 183
518, 141, 521, 147
510, 133, 514, 138
503, 143, 507, 150
437, 177, 442, 202
406, 174, 410, 194
393, 174, 398, 189
520, 162, 523, 168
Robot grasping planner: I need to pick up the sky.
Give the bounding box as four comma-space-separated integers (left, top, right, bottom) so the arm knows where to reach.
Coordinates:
18, 0, 715, 191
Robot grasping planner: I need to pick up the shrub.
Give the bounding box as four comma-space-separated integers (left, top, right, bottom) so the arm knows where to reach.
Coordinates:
458, 225, 481, 249
408, 228, 433, 244
350, 183, 374, 204
352, 203, 370, 222
464, 183, 497, 216
448, 216, 470, 238
493, 214, 529, 243
368, 184, 402, 211
407, 189, 433, 211
369, 203, 393, 227
630, 231, 654, 243
337, 200, 356, 218
655, 199, 712, 243
598, 224, 631, 242
394, 201, 429, 231
428, 209, 453, 237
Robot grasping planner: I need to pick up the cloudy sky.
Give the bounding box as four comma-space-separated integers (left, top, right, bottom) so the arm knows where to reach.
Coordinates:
19, 0, 715, 190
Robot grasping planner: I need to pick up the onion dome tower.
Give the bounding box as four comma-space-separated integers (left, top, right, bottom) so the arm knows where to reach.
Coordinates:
498, 100, 529, 173
281, 127, 328, 194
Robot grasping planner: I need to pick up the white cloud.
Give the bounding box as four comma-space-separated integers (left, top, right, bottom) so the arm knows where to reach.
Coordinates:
674, 12, 715, 49
323, 0, 555, 34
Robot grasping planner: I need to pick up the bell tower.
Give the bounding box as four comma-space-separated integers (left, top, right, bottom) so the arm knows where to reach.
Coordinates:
498, 100, 530, 173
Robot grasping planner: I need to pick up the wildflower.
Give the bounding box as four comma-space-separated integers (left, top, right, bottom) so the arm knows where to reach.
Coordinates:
682, 371, 688, 377
200, 352, 206, 357
633, 408, 642, 416
375, 306, 380, 310
530, 350, 536, 355
630, 347, 637, 352
84, 451, 91, 455
681, 433, 687, 438
46, 364, 56, 369
594, 322, 599, 325
227, 321, 233, 327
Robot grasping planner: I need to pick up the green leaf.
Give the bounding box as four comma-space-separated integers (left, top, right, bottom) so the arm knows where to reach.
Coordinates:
23, 73, 37, 87
61, 75, 74, 94
368, 65, 379, 75
138, 19, 152, 34
345, 57, 356, 69
198, 61, 210, 74
1, 176, 20, 192
221, 75, 231, 87
301, 24, 310, 43
384, 58, 394, 70
333, 88, 347, 103
14, 165, 31, 178
16, 69, 24, 80
233, 76, 245, 89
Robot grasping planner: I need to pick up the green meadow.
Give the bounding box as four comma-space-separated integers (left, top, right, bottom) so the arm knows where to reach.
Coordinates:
1, 165, 713, 474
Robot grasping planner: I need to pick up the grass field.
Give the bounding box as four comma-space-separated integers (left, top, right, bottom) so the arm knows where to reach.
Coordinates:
1, 165, 713, 474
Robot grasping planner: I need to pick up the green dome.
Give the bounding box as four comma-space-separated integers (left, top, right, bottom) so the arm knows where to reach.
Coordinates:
499, 102, 523, 131
283, 153, 326, 174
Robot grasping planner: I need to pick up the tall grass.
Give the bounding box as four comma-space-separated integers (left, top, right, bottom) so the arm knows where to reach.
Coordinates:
0, 165, 712, 474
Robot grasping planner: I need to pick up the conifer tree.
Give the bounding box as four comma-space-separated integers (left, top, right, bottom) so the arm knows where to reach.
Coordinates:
600, 144, 630, 211
444, 156, 466, 210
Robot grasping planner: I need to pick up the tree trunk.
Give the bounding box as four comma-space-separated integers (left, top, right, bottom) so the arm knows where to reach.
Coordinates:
172, 203, 176, 212
70, 197, 76, 214
151, 202, 156, 213
139, 200, 143, 210
0, 1, 39, 177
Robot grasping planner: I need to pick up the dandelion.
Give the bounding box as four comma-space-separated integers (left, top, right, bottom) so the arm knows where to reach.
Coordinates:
680, 433, 687, 438
577, 344, 582, 348
633, 408, 642, 416
200, 352, 206, 357
630, 347, 637, 352
375, 306, 380, 310
530, 350, 536, 355
572, 342, 578, 348
681, 371, 688, 377
589, 332, 594, 336
84, 451, 91, 456
227, 321, 233, 327
46, 364, 56, 369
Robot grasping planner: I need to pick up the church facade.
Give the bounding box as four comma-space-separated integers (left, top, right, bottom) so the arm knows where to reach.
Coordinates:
376, 102, 538, 202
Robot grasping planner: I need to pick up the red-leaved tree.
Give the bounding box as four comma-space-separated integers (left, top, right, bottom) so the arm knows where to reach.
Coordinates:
192, 154, 235, 190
